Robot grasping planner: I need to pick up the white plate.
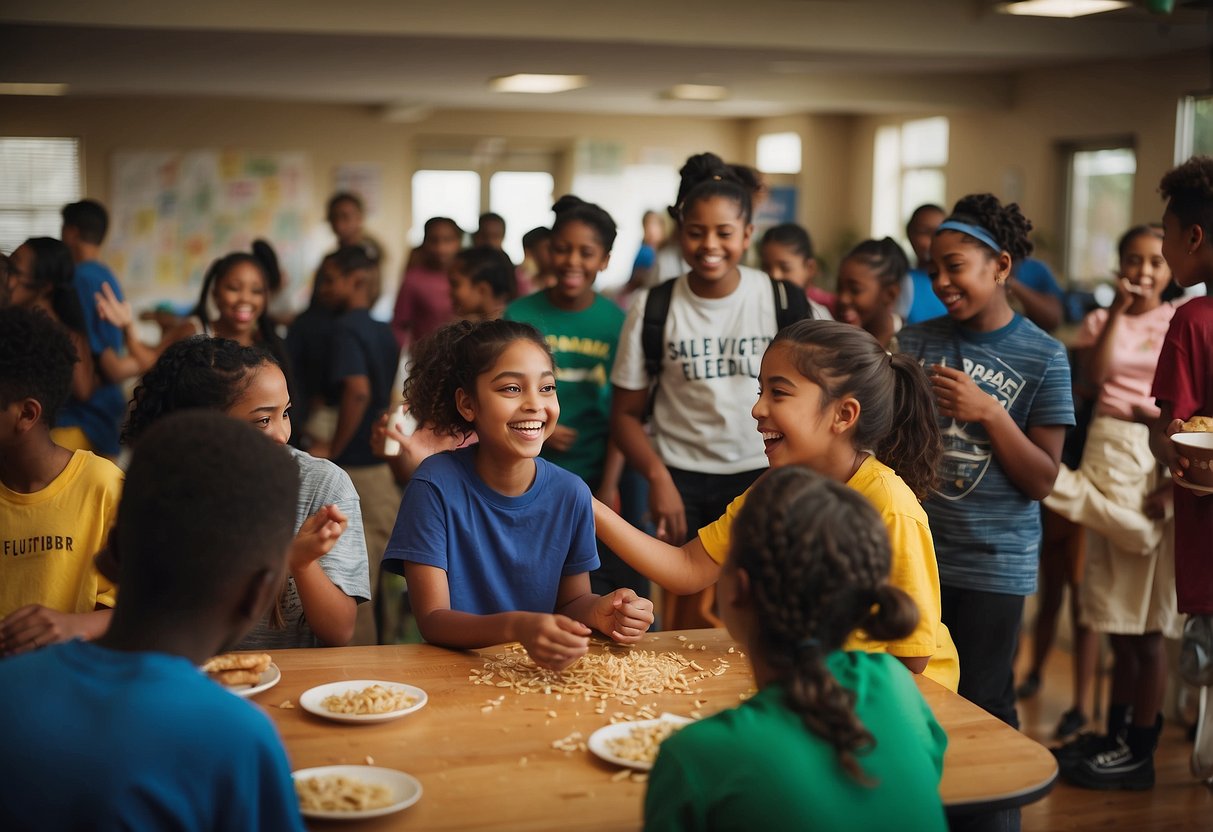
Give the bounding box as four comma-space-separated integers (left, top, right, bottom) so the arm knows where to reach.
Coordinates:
1175, 477, 1213, 495
299, 679, 428, 724
293, 765, 422, 820
587, 714, 694, 771
224, 663, 281, 699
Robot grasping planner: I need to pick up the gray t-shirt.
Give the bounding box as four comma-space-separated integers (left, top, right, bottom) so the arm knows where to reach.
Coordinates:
236, 447, 371, 649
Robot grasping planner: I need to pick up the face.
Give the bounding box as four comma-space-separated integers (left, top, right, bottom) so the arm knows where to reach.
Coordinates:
328, 200, 363, 244
5, 245, 44, 309
1162, 209, 1202, 289
212, 262, 267, 331
643, 213, 665, 245
679, 196, 753, 285
314, 259, 341, 309
835, 259, 894, 331
456, 339, 559, 459
928, 232, 1009, 328
225, 363, 292, 446
751, 343, 840, 472
907, 208, 944, 267
424, 223, 462, 270
473, 220, 506, 250
1120, 231, 1171, 298
449, 267, 483, 317
760, 241, 815, 289
549, 220, 609, 305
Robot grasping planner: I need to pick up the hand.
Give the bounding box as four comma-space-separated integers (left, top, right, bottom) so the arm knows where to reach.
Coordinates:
1164, 418, 1187, 479
516, 613, 591, 671
930, 364, 1000, 423
649, 473, 687, 544
545, 425, 578, 453
95, 282, 134, 329
0, 605, 86, 657
1109, 277, 1138, 313
594, 589, 655, 644
289, 504, 348, 571
1143, 479, 1174, 520
372, 410, 465, 478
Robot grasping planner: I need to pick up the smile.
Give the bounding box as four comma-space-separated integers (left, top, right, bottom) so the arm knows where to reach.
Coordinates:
508, 420, 546, 439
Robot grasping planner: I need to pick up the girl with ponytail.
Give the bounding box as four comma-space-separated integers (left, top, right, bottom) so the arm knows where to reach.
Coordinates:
595, 319, 960, 691
835, 236, 910, 349
645, 466, 947, 831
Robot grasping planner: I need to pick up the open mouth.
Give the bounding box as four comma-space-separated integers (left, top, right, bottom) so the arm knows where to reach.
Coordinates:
938, 291, 964, 311
232, 305, 256, 323
760, 429, 784, 453
508, 420, 546, 440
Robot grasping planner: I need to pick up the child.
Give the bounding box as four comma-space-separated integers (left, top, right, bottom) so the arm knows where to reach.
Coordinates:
897, 193, 1075, 728
450, 245, 517, 322
597, 319, 959, 690
1148, 156, 1213, 781
760, 223, 835, 319
0, 307, 122, 656
505, 195, 643, 596
286, 253, 341, 450
622, 210, 668, 295
122, 337, 370, 648
903, 204, 948, 324
0, 410, 305, 830
382, 319, 654, 669
324, 245, 401, 645
5, 237, 98, 452
392, 216, 462, 349
473, 211, 507, 251
645, 466, 947, 832
1042, 224, 1179, 789
835, 237, 909, 349
517, 225, 552, 296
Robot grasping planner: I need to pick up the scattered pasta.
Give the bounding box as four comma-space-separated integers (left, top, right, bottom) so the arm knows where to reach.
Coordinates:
296, 775, 393, 812
321, 684, 417, 715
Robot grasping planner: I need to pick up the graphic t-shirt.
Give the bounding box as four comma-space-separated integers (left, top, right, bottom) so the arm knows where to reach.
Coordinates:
505, 291, 625, 483
897, 315, 1074, 594
611, 265, 776, 474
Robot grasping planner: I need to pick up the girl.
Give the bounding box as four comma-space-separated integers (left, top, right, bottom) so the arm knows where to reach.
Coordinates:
897, 193, 1075, 728
596, 319, 960, 691
382, 319, 654, 669
122, 337, 370, 649
5, 237, 97, 451
835, 237, 908, 350
392, 216, 462, 348
760, 223, 835, 319
449, 245, 517, 322
505, 195, 642, 596
1043, 224, 1179, 790
645, 466, 947, 832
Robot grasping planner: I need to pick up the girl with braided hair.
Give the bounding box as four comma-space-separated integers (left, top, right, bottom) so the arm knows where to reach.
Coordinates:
644, 466, 947, 831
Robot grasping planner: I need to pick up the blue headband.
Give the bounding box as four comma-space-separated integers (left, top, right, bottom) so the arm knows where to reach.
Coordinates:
936, 219, 1004, 254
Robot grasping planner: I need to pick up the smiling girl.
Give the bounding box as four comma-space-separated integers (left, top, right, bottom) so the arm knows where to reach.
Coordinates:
835, 237, 909, 349
897, 193, 1075, 728
383, 320, 653, 669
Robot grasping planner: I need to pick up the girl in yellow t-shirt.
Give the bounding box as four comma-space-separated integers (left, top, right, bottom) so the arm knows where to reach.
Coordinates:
596, 319, 960, 690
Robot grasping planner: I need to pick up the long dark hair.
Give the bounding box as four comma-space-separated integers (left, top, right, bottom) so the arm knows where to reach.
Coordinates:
730, 466, 919, 781
19, 237, 88, 337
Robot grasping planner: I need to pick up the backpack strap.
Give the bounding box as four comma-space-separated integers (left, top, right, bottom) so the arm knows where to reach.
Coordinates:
770, 275, 812, 333
642, 277, 678, 381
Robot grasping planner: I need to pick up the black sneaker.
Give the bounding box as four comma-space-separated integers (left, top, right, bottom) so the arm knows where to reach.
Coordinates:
1054, 708, 1088, 740
1052, 732, 1121, 767
1016, 672, 1041, 700
1063, 744, 1155, 791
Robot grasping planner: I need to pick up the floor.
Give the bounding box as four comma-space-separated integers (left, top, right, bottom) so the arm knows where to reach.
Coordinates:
1015, 630, 1213, 830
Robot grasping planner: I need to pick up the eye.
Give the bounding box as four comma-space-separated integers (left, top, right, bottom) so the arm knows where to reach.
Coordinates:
541, 383, 557, 394
254, 417, 272, 428
501, 384, 522, 394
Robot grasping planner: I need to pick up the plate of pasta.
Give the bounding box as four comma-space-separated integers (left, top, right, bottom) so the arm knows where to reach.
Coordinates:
293, 765, 422, 820
299, 680, 428, 724
588, 714, 694, 771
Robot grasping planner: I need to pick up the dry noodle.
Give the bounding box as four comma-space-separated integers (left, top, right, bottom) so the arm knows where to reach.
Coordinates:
296, 775, 393, 812
606, 721, 685, 764
321, 684, 417, 715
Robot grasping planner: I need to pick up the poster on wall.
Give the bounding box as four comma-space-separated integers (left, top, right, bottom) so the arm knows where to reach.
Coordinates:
107, 150, 312, 309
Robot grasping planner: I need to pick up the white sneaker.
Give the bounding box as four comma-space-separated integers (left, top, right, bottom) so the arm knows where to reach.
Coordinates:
1192, 686, 1213, 782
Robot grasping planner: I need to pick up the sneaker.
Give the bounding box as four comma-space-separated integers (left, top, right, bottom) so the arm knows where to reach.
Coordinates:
1193, 686, 1213, 782
1064, 744, 1155, 791
1054, 708, 1088, 740
1181, 615, 1213, 687
1016, 672, 1041, 700
1052, 732, 1121, 767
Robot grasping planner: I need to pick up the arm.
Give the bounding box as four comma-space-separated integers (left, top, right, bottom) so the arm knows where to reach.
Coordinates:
1007, 278, 1063, 332
67, 331, 99, 402
288, 505, 357, 646
329, 375, 371, 460
94, 282, 181, 373
930, 365, 1065, 500
553, 572, 653, 643
592, 496, 721, 594
609, 386, 686, 543
1079, 286, 1132, 387
593, 442, 626, 507
0, 605, 112, 657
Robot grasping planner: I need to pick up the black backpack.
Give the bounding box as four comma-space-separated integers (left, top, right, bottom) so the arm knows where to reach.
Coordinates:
640, 275, 811, 409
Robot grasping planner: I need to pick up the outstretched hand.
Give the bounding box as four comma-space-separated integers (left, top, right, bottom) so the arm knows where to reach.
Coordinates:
594, 588, 655, 644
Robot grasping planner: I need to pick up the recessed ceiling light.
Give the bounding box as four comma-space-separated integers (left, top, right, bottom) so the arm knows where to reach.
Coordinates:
666, 84, 729, 102
0, 83, 68, 96
489, 74, 587, 94
996, 0, 1130, 17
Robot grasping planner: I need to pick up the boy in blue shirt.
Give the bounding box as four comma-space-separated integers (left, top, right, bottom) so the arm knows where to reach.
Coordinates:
0, 411, 306, 831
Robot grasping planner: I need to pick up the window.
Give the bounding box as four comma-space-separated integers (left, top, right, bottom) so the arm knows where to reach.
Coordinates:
871, 117, 948, 243
489, 171, 555, 264
1176, 94, 1213, 161
409, 169, 481, 247
0, 137, 80, 253
1063, 145, 1135, 288
756, 132, 802, 175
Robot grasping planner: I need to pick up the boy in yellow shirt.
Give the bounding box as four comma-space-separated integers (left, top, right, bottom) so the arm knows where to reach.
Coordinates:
0, 307, 123, 655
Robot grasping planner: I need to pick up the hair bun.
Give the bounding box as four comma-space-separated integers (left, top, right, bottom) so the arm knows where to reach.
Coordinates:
552, 194, 586, 215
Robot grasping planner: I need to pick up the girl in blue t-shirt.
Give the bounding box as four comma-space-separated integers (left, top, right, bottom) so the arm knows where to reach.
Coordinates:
383, 319, 654, 669
897, 193, 1074, 728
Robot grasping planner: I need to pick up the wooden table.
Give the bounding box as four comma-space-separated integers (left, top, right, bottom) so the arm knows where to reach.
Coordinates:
261, 629, 1056, 830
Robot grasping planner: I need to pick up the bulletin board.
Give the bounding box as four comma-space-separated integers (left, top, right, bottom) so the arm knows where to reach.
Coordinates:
107, 150, 313, 306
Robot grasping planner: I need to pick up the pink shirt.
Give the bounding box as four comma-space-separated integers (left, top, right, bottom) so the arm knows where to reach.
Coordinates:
1074, 303, 1175, 421
391, 265, 453, 349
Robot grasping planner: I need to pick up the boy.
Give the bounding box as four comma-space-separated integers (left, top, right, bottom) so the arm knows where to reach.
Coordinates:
0, 307, 123, 655
472, 211, 507, 251
0, 410, 305, 830
325, 190, 384, 304
326, 245, 402, 644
